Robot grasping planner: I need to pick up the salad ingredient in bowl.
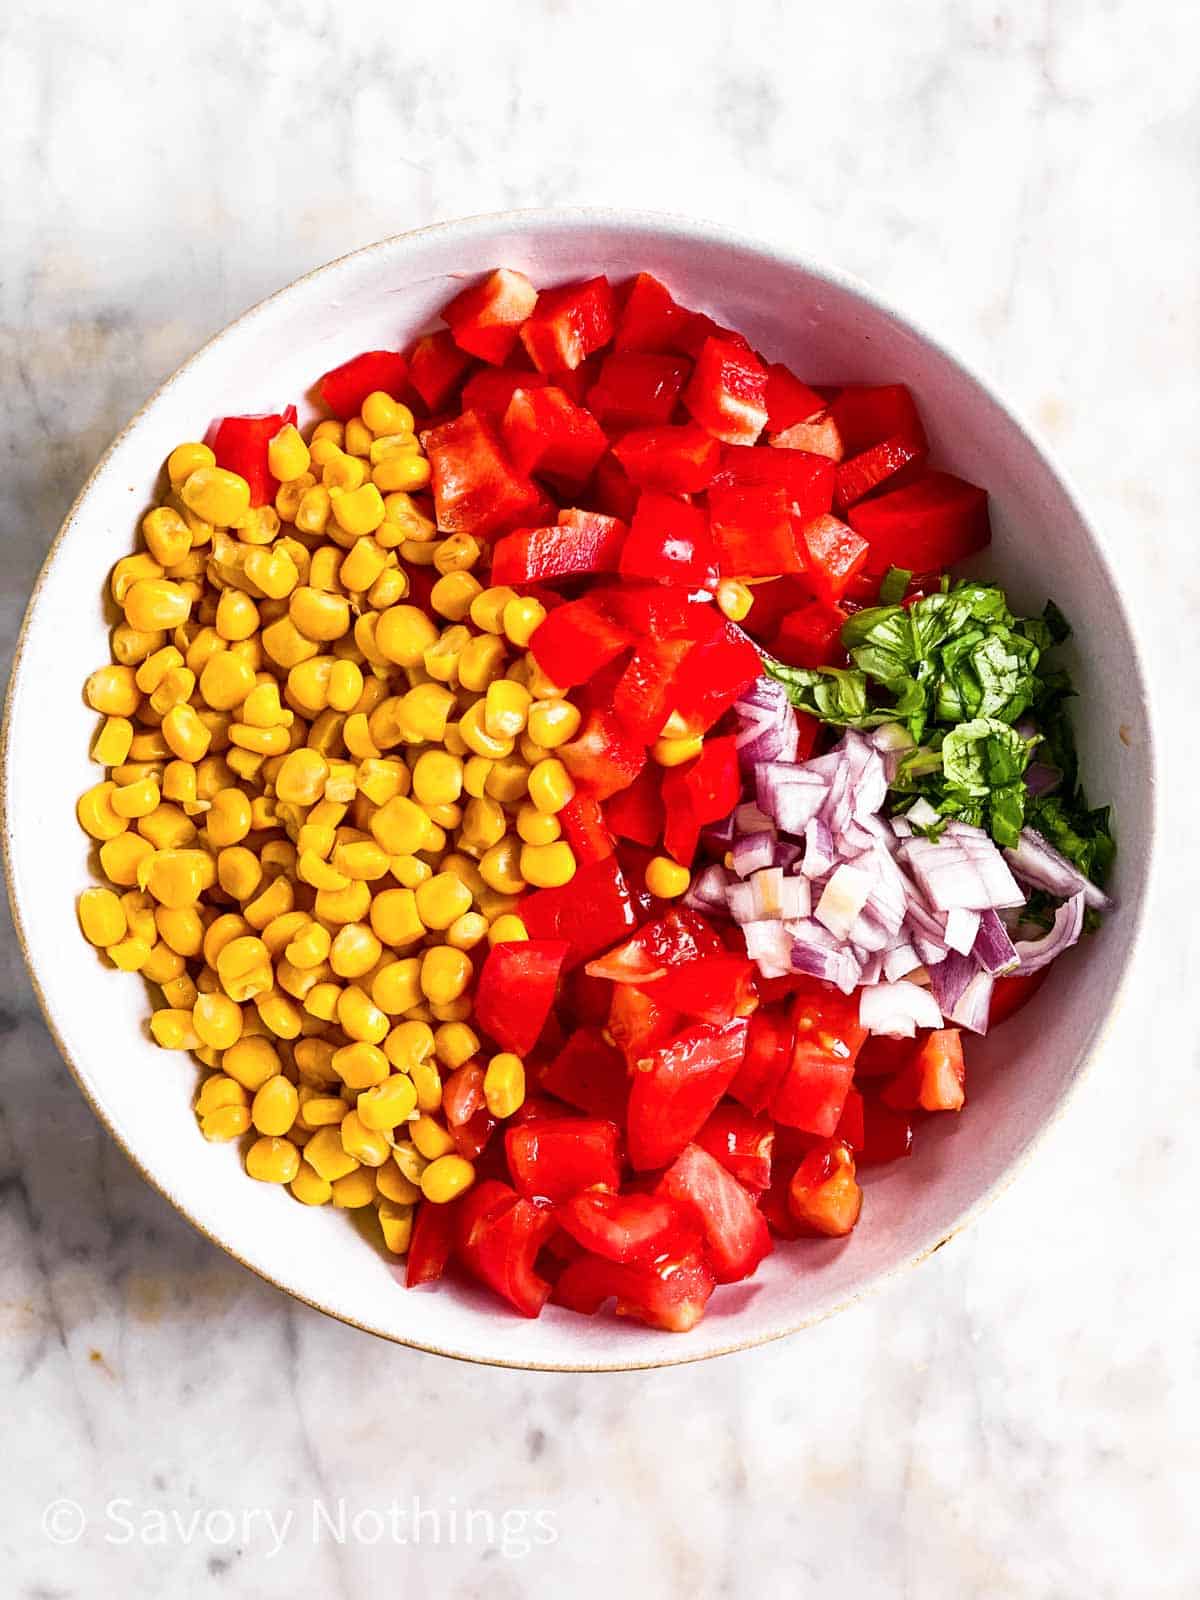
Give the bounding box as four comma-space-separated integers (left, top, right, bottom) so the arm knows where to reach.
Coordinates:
72, 264, 1114, 1335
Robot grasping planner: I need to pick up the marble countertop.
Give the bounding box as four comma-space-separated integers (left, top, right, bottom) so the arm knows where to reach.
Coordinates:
2, 1, 1197, 1594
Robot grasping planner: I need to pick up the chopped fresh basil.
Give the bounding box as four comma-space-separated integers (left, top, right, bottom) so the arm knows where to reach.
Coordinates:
878, 566, 912, 605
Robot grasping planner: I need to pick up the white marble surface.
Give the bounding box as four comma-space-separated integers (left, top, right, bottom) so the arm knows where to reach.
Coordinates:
2, 1, 1197, 1594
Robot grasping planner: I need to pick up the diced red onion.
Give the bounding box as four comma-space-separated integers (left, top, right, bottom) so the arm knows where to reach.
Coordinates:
751, 867, 786, 919
859, 981, 944, 1037
946, 968, 995, 1033
726, 882, 757, 924
815, 863, 874, 940
928, 950, 977, 1013
903, 797, 942, 829
1012, 891, 1086, 974
779, 876, 811, 919
773, 841, 804, 871
943, 907, 981, 955
802, 817, 836, 879
1004, 828, 1111, 912
731, 830, 775, 878
914, 934, 949, 967
901, 835, 1024, 912
883, 943, 921, 981
973, 908, 1019, 975
733, 677, 800, 769
684, 863, 731, 916
859, 951, 884, 986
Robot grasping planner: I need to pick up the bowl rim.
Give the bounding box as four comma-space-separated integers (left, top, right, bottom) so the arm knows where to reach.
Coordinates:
0, 204, 1160, 1371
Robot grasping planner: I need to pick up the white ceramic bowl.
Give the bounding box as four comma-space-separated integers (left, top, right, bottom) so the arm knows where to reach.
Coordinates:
2, 209, 1155, 1369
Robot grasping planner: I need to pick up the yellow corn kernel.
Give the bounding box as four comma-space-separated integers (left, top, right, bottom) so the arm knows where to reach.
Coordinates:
461, 755, 493, 800
329, 923, 383, 980
85, 664, 140, 718
459, 700, 513, 760
107, 935, 152, 971
411, 750, 463, 809
520, 840, 577, 889
429, 1025, 476, 1077
371, 957, 423, 1016
161, 761, 198, 807
139, 847, 216, 908
652, 733, 704, 767
357, 1072, 418, 1132
412, 871, 472, 933
78, 781, 128, 841
369, 881, 429, 947
372, 451, 431, 493
290, 1163, 333, 1206
484, 1052, 526, 1119
463, 584, 514, 635
255, 989, 303, 1039
327, 481, 385, 539
331, 840, 389, 883
374, 604, 439, 669
330, 1037, 388, 1091
142, 505, 194, 567
716, 578, 754, 621
193, 992, 244, 1050
195, 1073, 248, 1117
119, 890, 157, 942
78, 887, 127, 948
382, 1019, 435, 1079
459, 796, 506, 856
125, 576, 194, 634
245, 1136, 300, 1184
420, 1153, 475, 1203
423, 623, 470, 684
298, 1091, 349, 1130
305, 1125, 360, 1183
526, 698, 581, 750
377, 1198, 415, 1252
515, 803, 560, 846
111, 552, 164, 605
457, 634, 508, 694
356, 758, 406, 807
181, 465, 251, 527
261, 908, 309, 958
330, 1166, 377, 1208
142, 940, 187, 984
408, 1113, 455, 1163
428, 533, 478, 576
203, 911, 250, 967
214, 587, 260, 643
206, 788, 252, 846
442, 722, 468, 759
369, 794, 434, 856
99, 832, 155, 886
229, 721, 289, 757
284, 922, 332, 973
215, 934, 273, 1002
365, 567, 408, 610
275, 747, 329, 806
158, 703, 209, 763
527, 757, 575, 815
322, 449, 368, 495
337, 1108, 389, 1168
222, 1033, 282, 1094
487, 913, 529, 945
155, 904, 204, 957
430, 571, 482, 623
482, 756, 529, 805
359, 392, 412, 435
111, 622, 166, 666
290, 585, 351, 643
400, 683, 455, 745
261, 616, 318, 671
645, 855, 692, 899
166, 440, 215, 486
268, 423, 310, 482
92, 715, 135, 768
217, 845, 263, 901
302, 981, 341, 1021
200, 1104, 252, 1142
252, 1074, 300, 1137
419, 946, 472, 1007
483, 680, 531, 743
149, 1006, 200, 1049
137, 803, 196, 849
501, 596, 547, 649
477, 835, 525, 895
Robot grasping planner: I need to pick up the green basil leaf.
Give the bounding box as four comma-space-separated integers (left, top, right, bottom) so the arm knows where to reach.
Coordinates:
879, 566, 912, 605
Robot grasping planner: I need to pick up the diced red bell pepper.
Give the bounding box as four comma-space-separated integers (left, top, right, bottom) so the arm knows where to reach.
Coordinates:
520, 275, 616, 373
586, 352, 690, 429
408, 329, 475, 411
604, 764, 665, 847
833, 1084, 866, 1151
425, 410, 543, 539
558, 1188, 701, 1265
707, 484, 805, 577
317, 350, 408, 421
520, 855, 638, 968
661, 735, 740, 866
501, 386, 609, 489
558, 792, 615, 864
695, 1103, 774, 1191
651, 955, 757, 1025
673, 313, 752, 361
787, 1139, 863, 1237
601, 582, 721, 644
450, 1106, 497, 1162
539, 1028, 629, 1122
683, 337, 769, 445
210, 407, 297, 507
988, 968, 1048, 1027
612, 636, 698, 744
528, 595, 632, 688
711, 445, 836, 524
442, 1061, 485, 1128
666, 620, 761, 734
765, 363, 826, 433
474, 939, 568, 1056
559, 707, 647, 801
613, 272, 692, 353
729, 1004, 795, 1114
833, 431, 928, 512
505, 1117, 621, 1204
611, 423, 721, 494
404, 1192, 461, 1286
847, 470, 990, 575
552, 1247, 715, 1331
441, 267, 538, 365
456, 1180, 558, 1317
857, 1096, 914, 1166
589, 451, 640, 521
770, 411, 845, 460
797, 514, 871, 605
771, 601, 848, 669
587, 907, 726, 985
852, 1033, 917, 1078
626, 1017, 749, 1171
607, 983, 681, 1063
771, 981, 867, 1136
491, 508, 628, 587
658, 1143, 772, 1283
830, 384, 924, 455
461, 365, 549, 418
618, 491, 718, 589
882, 1028, 966, 1112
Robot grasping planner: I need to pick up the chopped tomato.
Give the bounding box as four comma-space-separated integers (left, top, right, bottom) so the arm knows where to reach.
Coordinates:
847, 469, 990, 574
857, 1096, 915, 1165
650, 954, 757, 1025
619, 491, 718, 590
695, 1103, 775, 1191
528, 596, 632, 688
771, 981, 867, 1136
442, 1061, 485, 1128
450, 1105, 496, 1162
505, 1117, 621, 1204
787, 1139, 862, 1237
520, 856, 639, 968
608, 983, 681, 1064
589, 450, 640, 520
317, 350, 408, 420
425, 410, 542, 538
558, 1188, 701, 1264
833, 1085, 865, 1151
474, 939, 568, 1056
461, 364, 549, 418
500, 385, 609, 490
538, 1028, 629, 1123
729, 1004, 794, 1114
491, 508, 628, 587
408, 329, 475, 411
587, 352, 690, 429
626, 1017, 749, 1171
988, 969, 1048, 1027
881, 1028, 966, 1112
552, 1247, 715, 1331
683, 338, 769, 445
658, 1142, 772, 1282
558, 792, 616, 864
612, 423, 721, 494
456, 1180, 557, 1318
442, 267, 538, 365
210, 408, 297, 507
586, 907, 725, 985
520, 275, 616, 372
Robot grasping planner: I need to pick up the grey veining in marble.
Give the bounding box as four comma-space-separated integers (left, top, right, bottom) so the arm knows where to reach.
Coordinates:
2, 0, 1198, 1595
